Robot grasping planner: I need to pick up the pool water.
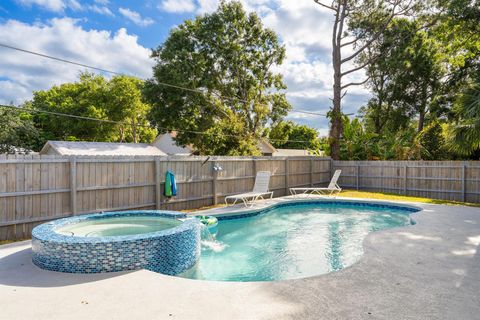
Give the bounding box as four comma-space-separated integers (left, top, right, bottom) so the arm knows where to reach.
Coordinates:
56, 216, 182, 237
181, 203, 414, 281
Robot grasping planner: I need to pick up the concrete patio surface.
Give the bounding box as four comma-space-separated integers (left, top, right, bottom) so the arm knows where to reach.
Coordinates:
1, 197, 479, 320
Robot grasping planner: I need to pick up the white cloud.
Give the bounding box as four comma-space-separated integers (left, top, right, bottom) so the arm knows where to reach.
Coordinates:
89, 5, 114, 17
118, 7, 155, 27
196, 0, 219, 14
66, 0, 81, 11
157, 0, 269, 15
15, 0, 84, 11
15, 0, 66, 12
159, 0, 196, 13
94, 0, 109, 4
0, 18, 154, 104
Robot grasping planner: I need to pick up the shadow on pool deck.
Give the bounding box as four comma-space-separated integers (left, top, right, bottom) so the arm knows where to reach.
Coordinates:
0, 243, 132, 288
258, 211, 480, 319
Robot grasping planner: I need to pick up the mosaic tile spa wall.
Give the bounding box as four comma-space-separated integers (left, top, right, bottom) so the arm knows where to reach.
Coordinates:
32, 211, 201, 274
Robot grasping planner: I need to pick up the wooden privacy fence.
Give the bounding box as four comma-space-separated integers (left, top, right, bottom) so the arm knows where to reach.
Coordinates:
0, 155, 332, 240
4, 156, 480, 241
334, 161, 480, 203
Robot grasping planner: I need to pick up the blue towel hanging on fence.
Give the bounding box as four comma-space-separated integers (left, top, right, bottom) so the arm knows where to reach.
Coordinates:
164, 171, 177, 197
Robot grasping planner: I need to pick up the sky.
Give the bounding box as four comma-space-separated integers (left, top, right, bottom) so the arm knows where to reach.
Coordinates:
0, 0, 370, 136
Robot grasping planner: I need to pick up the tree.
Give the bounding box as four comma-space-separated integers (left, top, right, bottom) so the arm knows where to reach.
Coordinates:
144, 1, 290, 155
0, 107, 42, 153
415, 120, 449, 160
359, 18, 444, 134
340, 116, 378, 160
268, 121, 321, 150
446, 81, 480, 156
433, 0, 480, 120
30, 72, 156, 143
107, 76, 156, 143
313, 0, 421, 159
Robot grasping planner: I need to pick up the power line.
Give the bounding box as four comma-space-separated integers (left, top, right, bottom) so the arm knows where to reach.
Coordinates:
0, 43, 122, 76
0, 104, 324, 144
0, 42, 329, 116
292, 109, 355, 116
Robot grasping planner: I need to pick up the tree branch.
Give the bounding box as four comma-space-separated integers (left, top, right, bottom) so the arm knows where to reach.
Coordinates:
313, 0, 336, 11
340, 1, 405, 64
341, 59, 373, 77
341, 76, 371, 90
340, 38, 357, 48
341, 13, 442, 78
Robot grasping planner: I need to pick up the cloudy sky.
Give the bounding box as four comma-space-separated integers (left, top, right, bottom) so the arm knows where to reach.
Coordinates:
0, 0, 370, 136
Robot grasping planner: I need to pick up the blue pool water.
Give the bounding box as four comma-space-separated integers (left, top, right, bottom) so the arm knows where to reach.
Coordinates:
181, 202, 416, 282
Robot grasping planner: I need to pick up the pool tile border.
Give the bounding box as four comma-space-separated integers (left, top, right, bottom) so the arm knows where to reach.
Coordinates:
208, 200, 420, 221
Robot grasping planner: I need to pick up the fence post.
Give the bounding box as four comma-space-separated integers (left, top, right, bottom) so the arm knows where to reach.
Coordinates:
462, 162, 466, 202
212, 160, 218, 205
356, 164, 360, 190
155, 157, 161, 209
330, 158, 334, 180
403, 165, 407, 195
285, 158, 289, 195
310, 158, 314, 187
70, 157, 77, 216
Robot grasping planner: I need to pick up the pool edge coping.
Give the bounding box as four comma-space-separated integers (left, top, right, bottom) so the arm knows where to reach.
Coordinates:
32, 210, 200, 244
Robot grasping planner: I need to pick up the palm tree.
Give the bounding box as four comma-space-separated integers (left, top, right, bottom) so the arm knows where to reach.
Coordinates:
447, 82, 480, 156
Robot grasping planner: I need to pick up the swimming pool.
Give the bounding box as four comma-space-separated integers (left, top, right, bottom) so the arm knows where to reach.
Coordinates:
182, 201, 419, 282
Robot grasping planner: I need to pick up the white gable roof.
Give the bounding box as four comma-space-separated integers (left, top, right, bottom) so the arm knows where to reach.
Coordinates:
152, 133, 194, 155
258, 139, 277, 154
40, 141, 167, 156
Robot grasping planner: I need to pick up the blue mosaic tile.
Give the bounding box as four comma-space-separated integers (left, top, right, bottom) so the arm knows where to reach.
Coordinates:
32, 210, 201, 275
216, 200, 420, 221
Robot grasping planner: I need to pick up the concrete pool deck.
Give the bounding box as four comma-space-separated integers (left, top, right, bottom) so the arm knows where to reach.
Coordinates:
1, 196, 479, 320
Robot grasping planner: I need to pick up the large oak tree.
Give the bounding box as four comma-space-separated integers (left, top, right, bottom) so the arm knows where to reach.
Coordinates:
144, 1, 290, 155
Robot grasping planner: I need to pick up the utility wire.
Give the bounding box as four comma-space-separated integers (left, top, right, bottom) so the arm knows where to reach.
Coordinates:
0, 104, 323, 144
0, 42, 329, 116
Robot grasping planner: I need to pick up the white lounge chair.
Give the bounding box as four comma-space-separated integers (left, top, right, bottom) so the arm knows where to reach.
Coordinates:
225, 171, 273, 207
289, 170, 342, 197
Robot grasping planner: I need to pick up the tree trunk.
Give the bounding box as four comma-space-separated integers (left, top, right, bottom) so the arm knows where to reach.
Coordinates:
417, 108, 425, 133
417, 85, 427, 133
329, 3, 344, 160
119, 126, 125, 143
131, 119, 137, 143
330, 68, 343, 160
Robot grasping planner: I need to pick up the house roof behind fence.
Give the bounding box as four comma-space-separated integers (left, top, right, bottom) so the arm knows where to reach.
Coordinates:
40, 141, 167, 156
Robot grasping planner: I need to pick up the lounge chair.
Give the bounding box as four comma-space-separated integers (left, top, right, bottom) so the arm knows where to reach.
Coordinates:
225, 171, 273, 207
289, 170, 342, 197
